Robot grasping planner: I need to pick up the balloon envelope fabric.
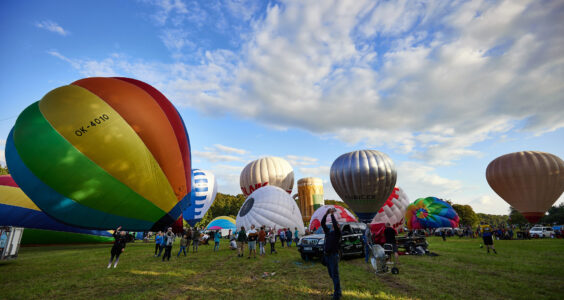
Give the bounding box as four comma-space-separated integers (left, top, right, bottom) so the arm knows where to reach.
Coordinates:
206, 216, 236, 231
371, 187, 410, 230
183, 169, 217, 227
0, 175, 114, 244
405, 197, 459, 229
5, 77, 191, 231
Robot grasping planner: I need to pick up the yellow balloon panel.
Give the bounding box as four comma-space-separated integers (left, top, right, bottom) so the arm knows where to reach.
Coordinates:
38, 85, 177, 212
0, 185, 41, 211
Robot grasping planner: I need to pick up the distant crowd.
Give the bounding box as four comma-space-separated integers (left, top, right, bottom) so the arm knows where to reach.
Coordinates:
149, 225, 302, 261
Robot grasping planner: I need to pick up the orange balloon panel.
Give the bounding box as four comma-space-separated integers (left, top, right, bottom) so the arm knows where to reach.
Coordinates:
486, 151, 564, 223
73, 78, 187, 200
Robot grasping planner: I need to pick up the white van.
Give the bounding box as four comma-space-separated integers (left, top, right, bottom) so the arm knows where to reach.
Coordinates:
529, 226, 555, 238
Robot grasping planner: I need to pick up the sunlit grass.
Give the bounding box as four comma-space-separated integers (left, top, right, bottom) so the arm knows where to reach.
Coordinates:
0, 237, 563, 299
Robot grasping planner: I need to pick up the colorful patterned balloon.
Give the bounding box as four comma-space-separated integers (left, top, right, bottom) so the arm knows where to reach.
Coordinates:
6, 77, 191, 231
405, 197, 459, 229
206, 216, 236, 231
0, 175, 114, 244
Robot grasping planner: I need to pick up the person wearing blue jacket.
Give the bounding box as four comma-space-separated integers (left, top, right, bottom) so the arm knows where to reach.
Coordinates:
157, 231, 166, 257
214, 230, 221, 252
154, 231, 163, 256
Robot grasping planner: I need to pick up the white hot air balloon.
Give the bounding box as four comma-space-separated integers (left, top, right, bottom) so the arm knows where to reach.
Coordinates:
370, 187, 409, 230
236, 186, 305, 235
183, 169, 218, 226
240, 156, 294, 196
309, 204, 357, 232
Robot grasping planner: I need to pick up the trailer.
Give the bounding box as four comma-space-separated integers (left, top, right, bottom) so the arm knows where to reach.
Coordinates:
1, 227, 24, 261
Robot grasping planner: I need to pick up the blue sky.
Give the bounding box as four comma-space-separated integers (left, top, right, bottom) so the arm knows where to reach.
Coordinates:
1, 0, 563, 214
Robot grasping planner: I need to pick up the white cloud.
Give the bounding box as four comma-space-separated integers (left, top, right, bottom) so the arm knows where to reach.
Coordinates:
213, 144, 248, 155
51, 0, 564, 167
286, 155, 318, 167
396, 161, 463, 198
35, 20, 69, 36
208, 164, 245, 195
193, 144, 249, 163
298, 165, 330, 178
193, 151, 242, 163
144, 0, 189, 25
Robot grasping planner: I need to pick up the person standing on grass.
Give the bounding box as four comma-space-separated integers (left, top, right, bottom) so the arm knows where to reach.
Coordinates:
294, 227, 300, 245
236, 226, 247, 257
108, 226, 127, 269
186, 227, 193, 250
267, 227, 277, 254
286, 228, 293, 247
247, 225, 258, 259
177, 234, 188, 257
154, 231, 163, 256
162, 227, 175, 261
192, 227, 201, 253
363, 226, 372, 264
384, 223, 399, 262
279, 229, 285, 248
258, 226, 267, 256
157, 230, 166, 257
321, 208, 342, 300
480, 223, 497, 254
214, 230, 221, 252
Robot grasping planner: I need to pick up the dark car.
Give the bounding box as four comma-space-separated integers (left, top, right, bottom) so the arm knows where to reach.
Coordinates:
297, 222, 366, 260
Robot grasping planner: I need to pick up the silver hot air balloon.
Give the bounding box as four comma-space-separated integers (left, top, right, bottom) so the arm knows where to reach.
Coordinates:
330, 150, 397, 223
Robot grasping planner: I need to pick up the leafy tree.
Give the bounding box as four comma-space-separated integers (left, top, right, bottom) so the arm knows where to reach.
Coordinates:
189, 192, 246, 229
541, 203, 564, 225
476, 213, 509, 227
508, 207, 528, 226
0, 165, 9, 175
452, 204, 479, 227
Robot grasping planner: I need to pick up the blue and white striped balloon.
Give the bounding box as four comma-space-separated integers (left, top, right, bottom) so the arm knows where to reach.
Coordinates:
183, 169, 217, 226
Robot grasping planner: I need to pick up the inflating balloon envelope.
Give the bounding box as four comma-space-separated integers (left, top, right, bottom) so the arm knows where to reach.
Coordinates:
0, 175, 114, 244
486, 151, 564, 223
236, 186, 305, 235
330, 150, 397, 223
240, 156, 294, 196
6, 77, 191, 231
183, 169, 217, 226
405, 197, 459, 229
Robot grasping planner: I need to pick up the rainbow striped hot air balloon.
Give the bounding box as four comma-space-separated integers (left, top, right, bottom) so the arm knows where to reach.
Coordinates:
6, 77, 191, 231
0, 175, 114, 244
405, 197, 459, 229
206, 216, 236, 231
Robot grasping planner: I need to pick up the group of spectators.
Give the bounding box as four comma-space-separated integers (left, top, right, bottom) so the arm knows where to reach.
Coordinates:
234, 225, 300, 258
153, 226, 216, 261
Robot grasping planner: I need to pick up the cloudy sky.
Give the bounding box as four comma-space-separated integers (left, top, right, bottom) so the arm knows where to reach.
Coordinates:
1, 0, 563, 214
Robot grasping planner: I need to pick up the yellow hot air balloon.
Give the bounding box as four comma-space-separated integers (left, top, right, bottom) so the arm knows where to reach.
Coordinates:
295, 177, 324, 223
239, 157, 294, 196
486, 151, 564, 223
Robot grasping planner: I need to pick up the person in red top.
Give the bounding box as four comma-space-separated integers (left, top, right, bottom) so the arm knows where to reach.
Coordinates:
258, 226, 267, 256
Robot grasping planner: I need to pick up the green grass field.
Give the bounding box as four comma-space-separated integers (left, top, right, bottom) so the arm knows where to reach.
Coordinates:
1, 237, 563, 299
